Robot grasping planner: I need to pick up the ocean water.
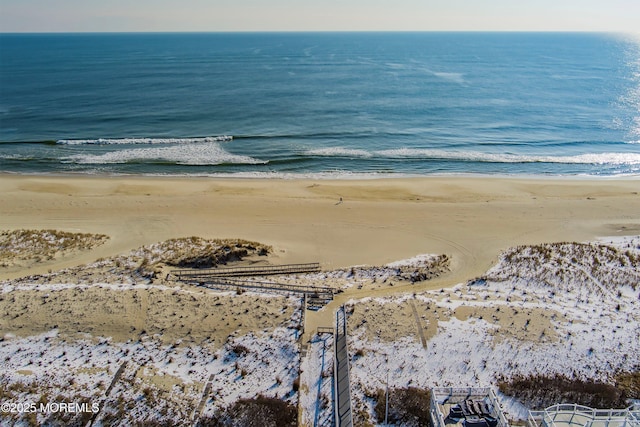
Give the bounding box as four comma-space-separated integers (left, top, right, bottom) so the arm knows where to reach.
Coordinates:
1, 32, 639, 177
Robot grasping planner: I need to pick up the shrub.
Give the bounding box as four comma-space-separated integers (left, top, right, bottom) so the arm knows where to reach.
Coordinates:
228, 396, 296, 427
615, 370, 640, 399
498, 374, 628, 409
230, 344, 250, 357
374, 387, 432, 426
198, 396, 296, 427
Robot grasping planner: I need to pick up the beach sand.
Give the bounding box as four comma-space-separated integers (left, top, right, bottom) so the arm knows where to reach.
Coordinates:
1, 174, 639, 328
2, 174, 639, 424
2, 174, 639, 281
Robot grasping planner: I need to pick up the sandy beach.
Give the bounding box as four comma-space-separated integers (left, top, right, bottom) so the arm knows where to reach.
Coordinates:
1, 174, 639, 425
2, 174, 639, 339
2, 174, 639, 283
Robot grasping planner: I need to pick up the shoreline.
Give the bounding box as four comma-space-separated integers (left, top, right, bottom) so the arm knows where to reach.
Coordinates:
2, 170, 640, 181
1, 174, 639, 282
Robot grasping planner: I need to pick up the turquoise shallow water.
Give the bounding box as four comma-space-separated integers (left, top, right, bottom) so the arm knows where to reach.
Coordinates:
1, 32, 639, 177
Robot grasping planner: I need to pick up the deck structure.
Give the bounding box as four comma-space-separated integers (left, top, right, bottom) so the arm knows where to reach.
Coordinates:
528, 404, 640, 427
430, 387, 509, 427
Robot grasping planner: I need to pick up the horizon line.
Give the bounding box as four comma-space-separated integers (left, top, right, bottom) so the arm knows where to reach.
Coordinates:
0, 29, 634, 35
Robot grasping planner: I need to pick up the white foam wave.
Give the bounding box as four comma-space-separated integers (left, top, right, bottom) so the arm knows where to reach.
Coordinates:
66, 142, 266, 165
391, 150, 640, 165
56, 136, 233, 145
179, 171, 407, 180
0, 154, 33, 160
307, 146, 640, 165
306, 147, 373, 158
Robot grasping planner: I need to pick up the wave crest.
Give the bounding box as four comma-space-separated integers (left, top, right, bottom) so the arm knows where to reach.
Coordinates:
56, 136, 233, 145
306, 146, 640, 165
305, 147, 373, 158
65, 142, 266, 166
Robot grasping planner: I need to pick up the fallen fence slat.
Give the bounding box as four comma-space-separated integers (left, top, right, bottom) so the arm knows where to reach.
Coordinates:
193, 373, 215, 422
87, 361, 128, 427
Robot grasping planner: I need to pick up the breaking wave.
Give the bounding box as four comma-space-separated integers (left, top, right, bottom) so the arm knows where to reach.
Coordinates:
65, 142, 266, 166
56, 136, 233, 145
305, 146, 640, 165
306, 147, 373, 158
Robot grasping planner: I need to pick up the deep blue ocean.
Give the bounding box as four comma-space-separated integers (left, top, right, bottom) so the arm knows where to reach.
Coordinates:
1, 32, 639, 177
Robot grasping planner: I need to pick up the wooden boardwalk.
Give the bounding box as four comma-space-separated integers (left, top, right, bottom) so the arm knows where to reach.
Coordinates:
176, 275, 337, 309
173, 263, 321, 280
173, 262, 335, 307
334, 306, 353, 427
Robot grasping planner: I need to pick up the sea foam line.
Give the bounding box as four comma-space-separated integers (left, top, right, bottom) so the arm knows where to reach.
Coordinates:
306, 147, 640, 165
66, 142, 266, 165
56, 136, 233, 145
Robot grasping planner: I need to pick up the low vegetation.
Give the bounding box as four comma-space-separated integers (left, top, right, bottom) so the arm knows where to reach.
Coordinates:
4, 237, 272, 285
497, 374, 632, 409
144, 237, 271, 268
196, 396, 297, 427
488, 241, 640, 291
373, 387, 432, 426
0, 229, 109, 267
615, 370, 640, 400
109, 237, 272, 277
328, 254, 451, 285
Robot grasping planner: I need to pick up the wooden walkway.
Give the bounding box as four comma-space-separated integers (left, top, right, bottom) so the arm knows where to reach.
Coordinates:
173, 262, 334, 307
334, 306, 353, 427
173, 263, 321, 280
177, 275, 337, 308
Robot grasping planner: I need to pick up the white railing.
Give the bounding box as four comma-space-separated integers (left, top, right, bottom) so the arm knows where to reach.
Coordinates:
528, 404, 640, 427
